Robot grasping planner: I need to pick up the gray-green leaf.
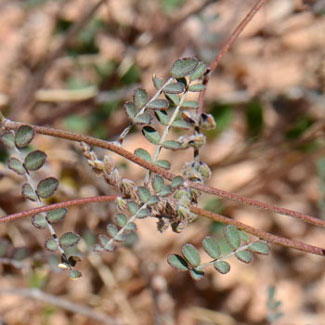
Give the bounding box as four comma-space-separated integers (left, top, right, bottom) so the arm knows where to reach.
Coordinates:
202, 236, 221, 259
134, 88, 148, 109
8, 157, 25, 175
15, 125, 34, 148
167, 254, 189, 271
24, 150, 47, 171
171, 57, 198, 78
214, 260, 230, 274
142, 126, 161, 145
224, 225, 241, 250
249, 241, 270, 255
36, 177, 59, 199
59, 232, 80, 247
134, 148, 151, 162
182, 244, 200, 267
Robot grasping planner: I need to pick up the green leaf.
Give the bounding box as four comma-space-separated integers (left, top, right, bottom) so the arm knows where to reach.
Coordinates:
158, 184, 172, 197
235, 250, 254, 263
127, 201, 139, 214
32, 214, 47, 229
171, 57, 198, 78
47, 208, 68, 223
181, 101, 199, 110
142, 126, 161, 145
137, 208, 151, 218
224, 225, 241, 250
1, 131, 15, 149
22, 183, 37, 201
249, 241, 270, 255
189, 62, 207, 81
202, 236, 221, 259
15, 125, 35, 148
188, 84, 206, 92
152, 75, 163, 89
134, 88, 148, 109
189, 268, 205, 280
8, 157, 25, 175
167, 254, 189, 271
239, 230, 250, 244
134, 148, 151, 162
125, 222, 137, 232
171, 120, 191, 130
59, 232, 80, 247
24, 150, 47, 171
107, 224, 118, 237
214, 260, 230, 274
161, 140, 181, 150
147, 195, 159, 205
182, 244, 200, 267
0, 239, 10, 257
133, 113, 152, 125
115, 213, 127, 227
124, 102, 137, 119
155, 110, 169, 125
45, 238, 58, 252
36, 177, 59, 199
171, 176, 184, 188
165, 93, 180, 105
137, 186, 152, 202
69, 270, 82, 280
152, 175, 165, 193
155, 160, 170, 169
163, 82, 185, 94
147, 99, 169, 110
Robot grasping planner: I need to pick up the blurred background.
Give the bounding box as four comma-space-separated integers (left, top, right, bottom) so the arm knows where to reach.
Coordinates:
0, 0, 324, 324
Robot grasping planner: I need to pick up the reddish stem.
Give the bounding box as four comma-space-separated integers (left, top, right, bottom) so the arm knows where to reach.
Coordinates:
0, 195, 117, 223
198, 0, 269, 112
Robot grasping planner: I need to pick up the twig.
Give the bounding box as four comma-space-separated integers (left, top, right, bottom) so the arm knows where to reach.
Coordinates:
2, 119, 323, 228
0, 287, 123, 325
190, 206, 325, 257
0, 195, 117, 224
10, 0, 108, 119
198, 0, 269, 113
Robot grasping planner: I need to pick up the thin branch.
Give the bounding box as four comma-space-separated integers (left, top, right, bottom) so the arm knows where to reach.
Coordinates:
0, 195, 117, 224
10, 0, 108, 119
190, 206, 325, 257
2, 118, 324, 228
0, 287, 123, 325
198, 0, 269, 113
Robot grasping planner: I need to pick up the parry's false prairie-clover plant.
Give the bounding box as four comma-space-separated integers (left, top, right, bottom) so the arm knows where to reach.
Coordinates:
0, 56, 323, 281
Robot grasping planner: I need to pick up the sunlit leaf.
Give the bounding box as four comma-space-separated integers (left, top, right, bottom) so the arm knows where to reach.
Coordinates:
249, 241, 270, 255
134, 88, 148, 109
15, 125, 34, 148
181, 101, 199, 110
32, 214, 47, 229
171, 57, 198, 78
133, 113, 152, 125
188, 84, 206, 92
152, 75, 163, 89
167, 254, 189, 271
8, 157, 25, 175
134, 148, 151, 162
235, 250, 254, 263
189, 62, 207, 81
36, 177, 59, 199
189, 268, 205, 280
152, 175, 165, 193
224, 225, 241, 250
214, 260, 230, 274
59, 232, 80, 247
142, 126, 161, 145
45, 238, 58, 252
155, 110, 169, 125
202, 236, 221, 259
22, 183, 37, 201
47, 208, 68, 223
161, 140, 181, 150
137, 187, 152, 202
163, 82, 185, 94
171, 176, 184, 188
147, 99, 169, 110
24, 150, 47, 171
124, 102, 137, 119
0, 131, 15, 149
155, 160, 170, 169
182, 244, 200, 267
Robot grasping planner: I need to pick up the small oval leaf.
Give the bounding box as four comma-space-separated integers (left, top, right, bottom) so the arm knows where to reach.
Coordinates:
171, 120, 191, 130
45, 238, 58, 252
224, 225, 241, 250
32, 214, 48, 229
189, 61, 207, 81
189, 84, 206, 92
182, 244, 200, 267
15, 125, 34, 148
202, 236, 221, 259
147, 99, 169, 110
24, 150, 47, 171
167, 254, 189, 271
37, 177, 59, 199
214, 260, 230, 274
171, 176, 184, 188
163, 82, 185, 94
69, 269, 82, 280
189, 268, 205, 280
235, 250, 254, 263
142, 126, 161, 145
137, 186, 151, 202
133, 113, 152, 125
134, 88, 148, 109
171, 57, 198, 78
1, 131, 15, 149
134, 148, 151, 162
152, 75, 163, 89
249, 241, 270, 255
165, 93, 180, 105
155, 110, 169, 125
107, 224, 118, 237
152, 175, 165, 193
181, 101, 199, 110
158, 184, 172, 197
127, 201, 139, 214
155, 160, 170, 169
59, 232, 80, 247
22, 183, 37, 201
8, 157, 25, 175
161, 140, 181, 150
124, 102, 137, 119
115, 213, 127, 227
47, 208, 68, 223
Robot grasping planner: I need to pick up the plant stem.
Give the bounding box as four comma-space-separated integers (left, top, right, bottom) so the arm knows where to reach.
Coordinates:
198, 0, 269, 113
2, 118, 324, 228
190, 206, 325, 257
0, 195, 117, 223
